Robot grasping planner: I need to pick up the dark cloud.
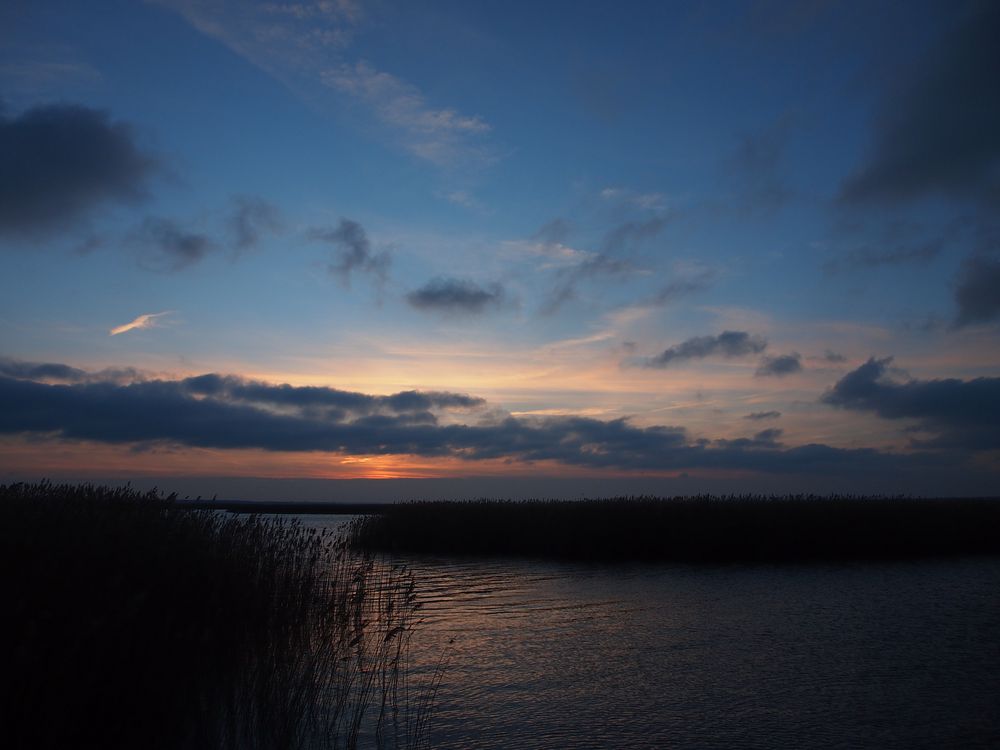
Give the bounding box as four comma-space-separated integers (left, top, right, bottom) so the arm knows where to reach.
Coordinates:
0, 361, 963, 478
0, 103, 157, 238
953, 255, 1000, 328
180, 372, 484, 416
839, 4, 1000, 205
406, 277, 505, 314
823, 350, 847, 364
744, 410, 782, 421
229, 195, 282, 252
822, 356, 1000, 450
308, 219, 390, 286
823, 240, 942, 274
0, 358, 86, 382
646, 331, 768, 368
133, 217, 216, 271
0, 358, 144, 385
756, 353, 803, 377
715, 428, 784, 451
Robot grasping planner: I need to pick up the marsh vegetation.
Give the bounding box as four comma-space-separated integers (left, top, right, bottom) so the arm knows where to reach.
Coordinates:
1, 482, 430, 750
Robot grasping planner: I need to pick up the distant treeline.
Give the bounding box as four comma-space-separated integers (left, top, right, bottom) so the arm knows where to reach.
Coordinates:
350, 496, 1000, 562
0, 482, 429, 750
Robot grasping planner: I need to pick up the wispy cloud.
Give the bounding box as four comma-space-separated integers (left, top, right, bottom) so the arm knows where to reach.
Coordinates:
109, 311, 172, 336
321, 61, 493, 167
153, 1, 495, 169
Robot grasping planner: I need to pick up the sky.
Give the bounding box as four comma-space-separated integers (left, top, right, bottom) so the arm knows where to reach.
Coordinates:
1, 0, 998, 499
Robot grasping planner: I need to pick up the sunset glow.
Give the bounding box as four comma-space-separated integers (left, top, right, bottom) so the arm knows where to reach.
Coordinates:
1, 0, 998, 498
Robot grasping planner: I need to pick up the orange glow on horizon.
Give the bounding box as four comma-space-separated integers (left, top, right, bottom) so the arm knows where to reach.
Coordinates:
0, 437, 717, 482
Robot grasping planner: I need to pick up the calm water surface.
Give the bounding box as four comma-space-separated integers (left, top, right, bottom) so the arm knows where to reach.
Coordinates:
304, 515, 1000, 749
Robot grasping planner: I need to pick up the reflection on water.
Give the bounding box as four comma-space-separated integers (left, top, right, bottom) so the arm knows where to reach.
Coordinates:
304, 515, 1000, 749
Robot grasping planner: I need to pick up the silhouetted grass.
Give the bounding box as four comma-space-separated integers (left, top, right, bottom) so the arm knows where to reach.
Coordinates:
351, 496, 1000, 562
0, 482, 428, 750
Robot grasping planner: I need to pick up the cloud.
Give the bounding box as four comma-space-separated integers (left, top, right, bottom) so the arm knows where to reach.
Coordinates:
0, 358, 142, 384
756, 353, 803, 377
180, 372, 485, 416
823, 240, 943, 274
744, 411, 782, 421
308, 218, 390, 286
953, 255, 1000, 328
821, 356, 1000, 450
839, 4, 1000, 205
601, 216, 668, 254
714, 428, 784, 451
321, 61, 493, 167
542, 252, 637, 315
0, 358, 87, 382
132, 217, 216, 271
646, 331, 768, 368
154, 2, 491, 169
229, 195, 282, 251
823, 350, 847, 364
151, 0, 360, 66
0, 360, 965, 478
532, 218, 571, 246
0, 103, 156, 238
646, 271, 715, 306
109, 312, 172, 336
406, 277, 505, 314
532, 209, 671, 314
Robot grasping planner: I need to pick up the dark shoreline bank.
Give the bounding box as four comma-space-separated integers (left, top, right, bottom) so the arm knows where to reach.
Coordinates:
351, 496, 1000, 562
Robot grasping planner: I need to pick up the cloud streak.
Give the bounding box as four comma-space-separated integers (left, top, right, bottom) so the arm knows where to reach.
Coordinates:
322, 61, 494, 167
109, 312, 172, 336
153, 1, 493, 169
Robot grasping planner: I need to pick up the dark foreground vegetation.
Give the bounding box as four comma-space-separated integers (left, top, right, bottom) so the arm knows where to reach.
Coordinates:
1, 482, 431, 750
351, 496, 1000, 562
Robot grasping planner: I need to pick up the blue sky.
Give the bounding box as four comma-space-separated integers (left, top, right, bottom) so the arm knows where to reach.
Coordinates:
1, 0, 998, 498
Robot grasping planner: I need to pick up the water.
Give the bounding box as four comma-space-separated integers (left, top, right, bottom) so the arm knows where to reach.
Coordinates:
303, 516, 1000, 749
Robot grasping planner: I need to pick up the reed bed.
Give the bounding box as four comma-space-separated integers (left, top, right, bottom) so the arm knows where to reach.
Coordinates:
350, 495, 1000, 562
0, 482, 429, 750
